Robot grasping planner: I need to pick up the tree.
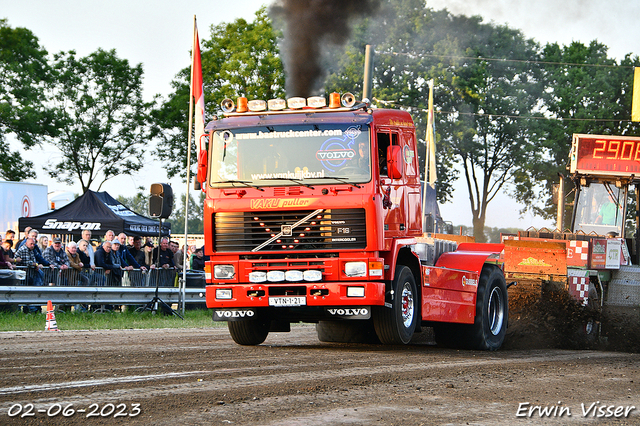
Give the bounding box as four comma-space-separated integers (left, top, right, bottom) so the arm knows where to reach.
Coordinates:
116, 187, 149, 217
0, 19, 59, 181
517, 41, 640, 223
168, 192, 205, 234
46, 48, 154, 193
441, 24, 543, 242
153, 7, 285, 179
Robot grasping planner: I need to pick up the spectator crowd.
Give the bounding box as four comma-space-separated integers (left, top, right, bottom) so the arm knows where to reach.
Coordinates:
1, 227, 206, 283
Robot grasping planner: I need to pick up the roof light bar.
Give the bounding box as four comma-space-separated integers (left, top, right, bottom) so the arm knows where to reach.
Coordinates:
220, 92, 362, 115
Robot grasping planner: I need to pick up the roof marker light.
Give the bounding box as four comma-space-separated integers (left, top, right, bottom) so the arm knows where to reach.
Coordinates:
268, 99, 286, 110
236, 97, 248, 113
329, 92, 341, 108
287, 97, 306, 109
248, 99, 267, 112
307, 96, 326, 108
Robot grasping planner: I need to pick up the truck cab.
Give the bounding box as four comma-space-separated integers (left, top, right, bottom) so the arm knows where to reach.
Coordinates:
200, 94, 507, 349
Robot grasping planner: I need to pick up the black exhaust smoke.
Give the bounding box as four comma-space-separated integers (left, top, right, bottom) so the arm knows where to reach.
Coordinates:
271, 0, 381, 97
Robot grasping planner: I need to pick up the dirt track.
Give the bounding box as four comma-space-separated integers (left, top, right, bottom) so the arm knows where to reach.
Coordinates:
0, 325, 639, 425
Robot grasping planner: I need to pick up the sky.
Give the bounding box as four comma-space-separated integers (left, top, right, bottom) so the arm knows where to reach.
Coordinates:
3, 0, 639, 229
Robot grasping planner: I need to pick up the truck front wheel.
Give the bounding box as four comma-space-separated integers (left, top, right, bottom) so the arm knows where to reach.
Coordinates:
373, 265, 417, 344
228, 319, 270, 345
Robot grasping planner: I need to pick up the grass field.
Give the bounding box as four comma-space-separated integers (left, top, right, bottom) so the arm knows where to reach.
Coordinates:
0, 306, 223, 332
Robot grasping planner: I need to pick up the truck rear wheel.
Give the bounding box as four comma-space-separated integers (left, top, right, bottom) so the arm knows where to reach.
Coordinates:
467, 265, 508, 351
227, 319, 270, 346
373, 265, 417, 344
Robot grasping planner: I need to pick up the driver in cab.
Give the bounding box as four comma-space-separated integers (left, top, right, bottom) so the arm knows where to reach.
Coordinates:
595, 194, 619, 226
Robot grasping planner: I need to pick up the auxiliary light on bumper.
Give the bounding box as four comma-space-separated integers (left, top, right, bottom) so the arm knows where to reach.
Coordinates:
248, 269, 323, 283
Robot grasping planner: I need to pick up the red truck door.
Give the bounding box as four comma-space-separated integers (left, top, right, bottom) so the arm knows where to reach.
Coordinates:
378, 128, 407, 237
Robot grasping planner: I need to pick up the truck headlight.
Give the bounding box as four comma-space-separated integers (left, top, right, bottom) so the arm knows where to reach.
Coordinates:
344, 261, 367, 277
214, 265, 235, 279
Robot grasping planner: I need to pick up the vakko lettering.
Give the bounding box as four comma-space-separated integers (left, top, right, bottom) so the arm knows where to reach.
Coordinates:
250, 198, 316, 209
42, 218, 102, 231
215, 310, 255, 318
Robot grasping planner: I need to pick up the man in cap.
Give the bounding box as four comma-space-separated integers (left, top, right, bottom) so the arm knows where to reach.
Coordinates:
191, 246, 206, 271
43, 238, 70, 270
128, 236, 146, 267
43, 237, 70, 286
14, 237, 45, 311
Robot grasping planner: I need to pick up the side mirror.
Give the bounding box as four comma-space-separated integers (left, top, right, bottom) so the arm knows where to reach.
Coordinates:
387, 145, 403, 179
196, 149, 208, 189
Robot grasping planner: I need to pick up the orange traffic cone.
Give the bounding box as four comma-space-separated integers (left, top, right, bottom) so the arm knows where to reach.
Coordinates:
45, 300, 59, 331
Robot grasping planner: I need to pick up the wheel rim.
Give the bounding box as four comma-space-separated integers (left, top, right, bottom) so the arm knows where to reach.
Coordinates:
584, 319, 594, 335
401, 282, 414, 328
487, 286, 504, 335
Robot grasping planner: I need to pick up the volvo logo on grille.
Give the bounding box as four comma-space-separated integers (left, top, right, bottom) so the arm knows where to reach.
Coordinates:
281, 225, 293, 236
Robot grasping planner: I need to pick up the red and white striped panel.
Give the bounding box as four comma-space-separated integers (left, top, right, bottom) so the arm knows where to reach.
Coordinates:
569, 275, 589, 306
567, 240, 589, 267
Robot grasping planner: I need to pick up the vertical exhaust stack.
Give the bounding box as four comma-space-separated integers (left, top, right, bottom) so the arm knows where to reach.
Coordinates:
362, 44, 374, 103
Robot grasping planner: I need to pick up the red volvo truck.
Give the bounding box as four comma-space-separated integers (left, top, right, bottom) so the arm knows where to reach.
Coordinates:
198, 93, 508, 350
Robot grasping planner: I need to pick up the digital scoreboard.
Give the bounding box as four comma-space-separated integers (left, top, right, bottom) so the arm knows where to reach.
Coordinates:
570, 134, 640, 177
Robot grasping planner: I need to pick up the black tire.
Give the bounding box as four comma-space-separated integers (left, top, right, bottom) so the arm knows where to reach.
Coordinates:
467, 265, 508, 351
227, 319, 270, 346
316, 320, 380, 344
373, 265, 418, 344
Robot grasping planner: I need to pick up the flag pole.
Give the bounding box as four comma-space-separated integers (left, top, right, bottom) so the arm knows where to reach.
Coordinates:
422, 79, 435, 232
182, 15, 197, 315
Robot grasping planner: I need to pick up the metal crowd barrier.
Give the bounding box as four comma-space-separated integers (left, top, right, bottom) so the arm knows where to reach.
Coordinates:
0, 266, 206, 306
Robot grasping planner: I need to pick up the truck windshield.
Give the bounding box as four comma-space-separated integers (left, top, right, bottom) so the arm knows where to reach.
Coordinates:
209, 124, 371, 188
573, 182, 625, 236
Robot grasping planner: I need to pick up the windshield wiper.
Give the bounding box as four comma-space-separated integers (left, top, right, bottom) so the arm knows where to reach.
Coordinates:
313, 177, 361, 189
261, 177, 315, 189
210, 180, 265, 191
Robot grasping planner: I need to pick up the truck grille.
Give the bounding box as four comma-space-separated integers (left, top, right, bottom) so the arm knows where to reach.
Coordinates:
214, 209, 366, 252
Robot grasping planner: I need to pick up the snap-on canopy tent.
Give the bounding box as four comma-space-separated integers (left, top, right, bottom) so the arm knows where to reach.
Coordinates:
18, 190, 171, 237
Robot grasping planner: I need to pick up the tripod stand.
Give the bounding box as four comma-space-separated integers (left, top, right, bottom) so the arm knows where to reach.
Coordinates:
139, 219, 183, 319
